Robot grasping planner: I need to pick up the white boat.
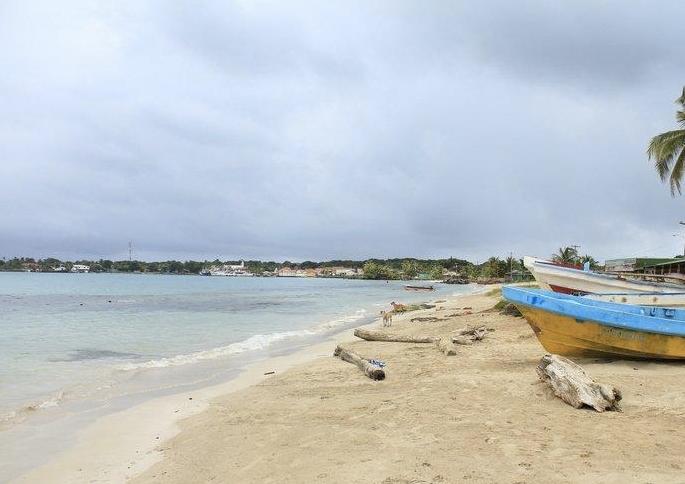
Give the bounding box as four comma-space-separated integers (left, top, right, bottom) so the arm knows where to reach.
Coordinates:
523, 256, 685, 295
584, 292, 685, 307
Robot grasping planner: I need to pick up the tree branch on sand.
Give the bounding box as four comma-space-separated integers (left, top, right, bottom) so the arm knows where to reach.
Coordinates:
333, 345, 385, 380
536, 354, 622, 412
354, 328, 439, 343
451, 325, 491, 345
353, 329, 456, 355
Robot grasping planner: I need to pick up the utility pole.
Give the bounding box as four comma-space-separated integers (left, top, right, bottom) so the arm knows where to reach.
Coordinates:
679, 222, 685, 257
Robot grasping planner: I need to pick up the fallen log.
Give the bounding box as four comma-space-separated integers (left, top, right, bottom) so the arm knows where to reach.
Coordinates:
333, 345, 385, 380
456, 325, 489, 341
436, 337, 457, 356
536, 354, 621, 412
410, 316, 442, 323
452, 335, 474, 346
354, 328, 438, 344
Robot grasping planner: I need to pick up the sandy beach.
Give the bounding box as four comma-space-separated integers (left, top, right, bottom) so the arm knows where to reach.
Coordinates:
16, 288, 685, 483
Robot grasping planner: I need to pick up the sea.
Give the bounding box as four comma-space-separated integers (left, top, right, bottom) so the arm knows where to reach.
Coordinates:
0, 272, 479, 479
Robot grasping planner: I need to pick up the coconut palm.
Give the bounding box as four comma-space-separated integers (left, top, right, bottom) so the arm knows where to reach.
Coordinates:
580, 254, 599, 270
552, 247, 579, 265
648, 86, 685, 195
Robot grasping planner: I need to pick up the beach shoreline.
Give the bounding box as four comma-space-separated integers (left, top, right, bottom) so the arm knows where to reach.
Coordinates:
12, 288, 480, 483
18, 284, 685, 483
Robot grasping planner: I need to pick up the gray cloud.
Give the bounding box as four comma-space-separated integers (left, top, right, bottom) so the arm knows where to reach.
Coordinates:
1, 0, 684, 263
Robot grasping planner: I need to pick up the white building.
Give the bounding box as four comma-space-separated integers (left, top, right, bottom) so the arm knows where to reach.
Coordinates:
207, 260, 254, 276
71, 264, 90, 273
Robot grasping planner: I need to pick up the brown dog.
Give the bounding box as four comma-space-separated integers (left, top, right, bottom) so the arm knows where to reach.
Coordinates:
380, 310, 393, 327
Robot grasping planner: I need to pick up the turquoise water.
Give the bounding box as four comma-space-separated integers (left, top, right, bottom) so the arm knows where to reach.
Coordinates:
0, 273, 477, 426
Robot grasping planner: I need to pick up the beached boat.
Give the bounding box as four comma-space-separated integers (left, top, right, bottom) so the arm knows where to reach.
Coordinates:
503, 286, 685, 359
523, 256, 684, 295
404, 285, 434, 291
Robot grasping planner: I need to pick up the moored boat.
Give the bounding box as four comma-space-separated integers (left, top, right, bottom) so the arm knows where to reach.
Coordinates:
503, 286, 685, 359
404, 285, 435, 291
524, 256, 684, 295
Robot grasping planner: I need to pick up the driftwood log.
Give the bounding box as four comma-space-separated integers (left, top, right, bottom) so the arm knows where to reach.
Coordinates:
452, 325, 491, 345
334, 345, 385, 380
536, 354, 622, 412
436, 337, 457, 356
353, 328, 456, 355
410, 316, 442, 323
354, 328, 439, 344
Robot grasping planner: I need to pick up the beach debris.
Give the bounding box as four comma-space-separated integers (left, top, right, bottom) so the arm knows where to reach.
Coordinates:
333, 345, 385, 380
536, 354, 622, 412
410, 316, 442, 323
354, 328, 439, 344
264, 371, 275, 375
353, 328, 456, 356
451, 325, 489, 345
501, 303, 522, 317
436, 337, 457, 356
390, 302, 436, 313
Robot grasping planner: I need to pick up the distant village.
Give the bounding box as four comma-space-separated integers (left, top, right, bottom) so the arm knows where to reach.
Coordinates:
7, 250, 683, 282
0, 256, 491, 282
200, 261, 364, 278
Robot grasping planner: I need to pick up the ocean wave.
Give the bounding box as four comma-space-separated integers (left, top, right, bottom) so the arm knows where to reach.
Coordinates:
116, 309, 368, 371
0, 391, 65, 428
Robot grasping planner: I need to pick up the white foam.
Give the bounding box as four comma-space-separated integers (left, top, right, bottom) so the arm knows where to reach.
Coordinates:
117, 309, 368, 371
0, 391, 66, 427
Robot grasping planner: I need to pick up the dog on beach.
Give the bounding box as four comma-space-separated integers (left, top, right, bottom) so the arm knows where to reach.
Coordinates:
380, 310, 393, 327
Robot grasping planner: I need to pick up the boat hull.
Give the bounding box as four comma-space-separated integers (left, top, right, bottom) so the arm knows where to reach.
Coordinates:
524, 256, 684, 295
504, 286, 685, 360
519, 306, 685, 359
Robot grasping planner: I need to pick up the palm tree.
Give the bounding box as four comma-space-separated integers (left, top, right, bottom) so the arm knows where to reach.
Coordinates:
648, 86, 685, 195
580, 254, 599, 270
552, 246, 579, 265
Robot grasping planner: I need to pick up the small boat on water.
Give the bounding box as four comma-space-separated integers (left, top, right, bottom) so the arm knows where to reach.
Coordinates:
524, 256, 685, 296
503, 286, 685, 359
404, 285, 435, 291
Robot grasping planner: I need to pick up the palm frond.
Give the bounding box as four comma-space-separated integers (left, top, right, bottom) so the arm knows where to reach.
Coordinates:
648, 130, 685, 180
677, 109, 685, 126
677, 86, 685, 107
670, 147, 685, 196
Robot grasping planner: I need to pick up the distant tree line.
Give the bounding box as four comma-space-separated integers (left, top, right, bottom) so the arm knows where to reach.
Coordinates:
0, 255, 541, 281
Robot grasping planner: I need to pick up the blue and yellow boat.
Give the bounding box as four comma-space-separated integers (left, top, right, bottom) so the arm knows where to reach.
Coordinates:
503, 286, 685, 359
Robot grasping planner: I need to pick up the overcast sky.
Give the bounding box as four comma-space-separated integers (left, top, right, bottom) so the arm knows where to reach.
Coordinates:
1, 1, 684, 262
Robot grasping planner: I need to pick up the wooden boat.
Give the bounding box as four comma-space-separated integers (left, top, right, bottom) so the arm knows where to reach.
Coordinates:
503, 286, 685, 359
404, 285, 435, 291
585, 292, 685, 307
523, 256, 685, 295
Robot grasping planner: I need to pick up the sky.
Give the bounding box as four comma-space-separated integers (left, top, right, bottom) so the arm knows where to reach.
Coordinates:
1, 0, 684, 263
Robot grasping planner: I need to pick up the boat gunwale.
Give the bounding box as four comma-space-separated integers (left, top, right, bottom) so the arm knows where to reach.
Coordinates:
503, 286, 685, 338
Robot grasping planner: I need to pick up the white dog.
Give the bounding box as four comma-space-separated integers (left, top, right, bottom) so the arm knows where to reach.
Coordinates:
380, 310, 393, 327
